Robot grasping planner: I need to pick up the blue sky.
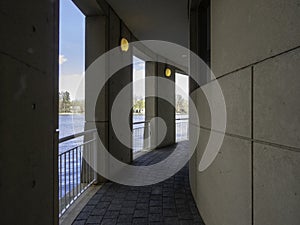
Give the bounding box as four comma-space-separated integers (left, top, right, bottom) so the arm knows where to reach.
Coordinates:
59, 0, 85, 100
59, 0, 85, 75
59, 0, 188, 101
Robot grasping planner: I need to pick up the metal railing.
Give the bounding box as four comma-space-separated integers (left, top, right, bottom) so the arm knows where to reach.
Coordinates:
176, 118, 189, 142
132, 121, 151, 152
58, 129, 98, 217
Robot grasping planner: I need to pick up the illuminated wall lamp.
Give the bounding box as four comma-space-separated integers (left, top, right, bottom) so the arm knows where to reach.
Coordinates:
165, 68, 172, 77
120, 38, 129, 52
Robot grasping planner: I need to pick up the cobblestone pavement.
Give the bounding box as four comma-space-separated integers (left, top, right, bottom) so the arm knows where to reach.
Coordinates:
72, 142, 205, 225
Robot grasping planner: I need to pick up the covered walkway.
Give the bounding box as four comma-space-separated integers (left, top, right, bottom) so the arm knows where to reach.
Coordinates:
72, 142, 204, 225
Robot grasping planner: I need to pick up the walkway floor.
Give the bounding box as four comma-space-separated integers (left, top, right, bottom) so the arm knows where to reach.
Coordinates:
72, 142, 205, 225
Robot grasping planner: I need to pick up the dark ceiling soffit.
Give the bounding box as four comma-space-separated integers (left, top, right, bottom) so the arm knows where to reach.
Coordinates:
72, 0, 108, 16
190, 0, 204, 10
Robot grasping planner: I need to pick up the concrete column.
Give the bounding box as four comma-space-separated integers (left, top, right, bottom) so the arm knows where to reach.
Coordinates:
0, 0, 59, 224
145, 61, 158, 149
85, 15, 108, 183
108, 10, 133, 163
157, 63, 176, 148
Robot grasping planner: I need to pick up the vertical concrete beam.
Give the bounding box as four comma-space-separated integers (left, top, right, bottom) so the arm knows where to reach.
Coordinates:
108, 10, 133, 163
157, 63, 176, 148
0, 0, 59, 224
85, 16, 108, 182
145, 61, 158, 148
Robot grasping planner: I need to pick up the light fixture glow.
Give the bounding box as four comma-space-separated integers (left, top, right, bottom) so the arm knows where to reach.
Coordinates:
120, 38, 129, 52
165, 68, 172, 77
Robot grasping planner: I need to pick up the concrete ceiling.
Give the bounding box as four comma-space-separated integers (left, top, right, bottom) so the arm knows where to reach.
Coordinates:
105, 0, 190, 47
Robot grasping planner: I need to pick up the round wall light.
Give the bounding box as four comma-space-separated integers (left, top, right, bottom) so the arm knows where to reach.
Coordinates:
120, 38, 129, 52
165, 68, 172, 77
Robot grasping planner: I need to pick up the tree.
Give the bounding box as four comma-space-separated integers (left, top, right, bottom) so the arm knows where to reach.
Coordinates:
176, 94, 188, 113
59, 91, 71, 113
133, 99, 145, 113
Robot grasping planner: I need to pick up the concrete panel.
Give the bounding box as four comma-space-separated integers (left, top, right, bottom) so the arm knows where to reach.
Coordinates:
85, 16, 108, 122
218, 68, 251, 137
189, 124, 198, 199
145, 62, 158, 148
254, 143, 300, 225
0, 54, 56, 224
0, 0, 56, 73
196, 129, 251, 225
157, 63, 175, 148
254, 48, 300, 149
108, 10, 132, 163
211, 0, 300, 77
197, 68, 251, 137
108, 66, 133, 163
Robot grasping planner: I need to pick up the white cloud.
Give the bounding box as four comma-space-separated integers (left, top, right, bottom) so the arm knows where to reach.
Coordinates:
59, 54, 68, 65
59, 73, 85, 100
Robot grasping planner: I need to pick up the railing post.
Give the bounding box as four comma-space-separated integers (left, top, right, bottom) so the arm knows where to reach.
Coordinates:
93, 131, 98, 184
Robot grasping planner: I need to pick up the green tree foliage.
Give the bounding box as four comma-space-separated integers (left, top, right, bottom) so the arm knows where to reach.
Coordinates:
133, 99, 145, 113
176, 94, 188, 113
59, 91, 71, 113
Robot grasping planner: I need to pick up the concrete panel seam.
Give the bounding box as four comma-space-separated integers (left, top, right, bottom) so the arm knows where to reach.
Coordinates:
251, 66, 254, 225
198, 125, 300, 153
208, 45, 300, 85
0, 51, 46, 74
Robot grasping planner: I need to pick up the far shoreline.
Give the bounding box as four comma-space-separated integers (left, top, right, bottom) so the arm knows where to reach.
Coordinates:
59, 113, 84, 115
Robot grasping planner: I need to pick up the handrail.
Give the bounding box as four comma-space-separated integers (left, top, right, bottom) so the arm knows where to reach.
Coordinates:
59, 129, 97, 143
58, 128, 98, 217
132, 121, 150, 125
133, 118, 188, 125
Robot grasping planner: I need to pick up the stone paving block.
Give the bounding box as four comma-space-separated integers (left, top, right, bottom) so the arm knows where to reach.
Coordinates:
91, 208, 107, 216
136, 203, 149, 210
100, 218, 117, 225
179, 219, 194, 225
152, 187, 162, 195
86, 215, 103, 224
133, 209, 148, 218
149, 206, 162, 214
72, 220, 86, 225
150, 200, 162, 207
82, 205, 95, 213
132, 218, 148, 225
108, 204, 122, 211
104, 210, 119, 219
149, 213, 163, 222
120, 207, 134, 215
76, 212, 90, 220
137, 197, 149, 203
95, 201, 110, 209
117, 215, 132, 223
164, 217, 180, 225
163, 208, 177, 217
122, 200, 136, 207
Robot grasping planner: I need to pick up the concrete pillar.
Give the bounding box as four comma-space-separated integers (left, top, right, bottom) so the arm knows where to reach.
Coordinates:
0, 0, 59, 224
157, 63, 176, 148
107, 10, 133, 163
145, 62, 158, 149
85, 15, 108, 183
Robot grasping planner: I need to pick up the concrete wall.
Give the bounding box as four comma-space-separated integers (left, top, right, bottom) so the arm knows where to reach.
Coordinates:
145, 62, 176, 149
145, 61, 158, 148
0, 0, 59, 224
157, 63, 176, 148
189, 0, 300, 224
85, 3, 134, 168
108, 11, 133, 163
